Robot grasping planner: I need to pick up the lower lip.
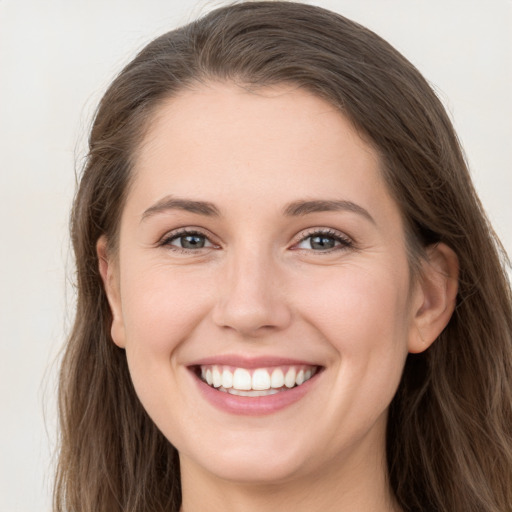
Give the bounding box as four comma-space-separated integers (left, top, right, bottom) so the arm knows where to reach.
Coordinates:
191, 370, 321, 416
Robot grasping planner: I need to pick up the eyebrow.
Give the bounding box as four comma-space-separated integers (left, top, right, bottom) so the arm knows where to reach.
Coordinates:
141, 196, 221, 221
141, 196, 374, 224
283, 199, 375, 224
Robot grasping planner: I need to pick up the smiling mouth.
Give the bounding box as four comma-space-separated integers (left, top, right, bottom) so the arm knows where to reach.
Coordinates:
192, 364, 320, 397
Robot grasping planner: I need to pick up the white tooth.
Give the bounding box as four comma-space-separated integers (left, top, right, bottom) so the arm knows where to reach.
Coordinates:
201, 367, 206, 380
233, 368, 252, 390
205, 368, 213, 386
212, 366, 222, 387
285, 367, 296, 388
296, 369, 305, 385
271, 368, 285, 388
304, 369, 312, 381
252, 369, 271, 390
222, 369, 233, 388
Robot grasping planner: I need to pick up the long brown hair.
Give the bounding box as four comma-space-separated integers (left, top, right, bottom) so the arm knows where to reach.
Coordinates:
55, 2, 512, 511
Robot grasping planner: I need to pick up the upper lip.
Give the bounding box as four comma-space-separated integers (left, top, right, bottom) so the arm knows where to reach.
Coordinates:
188, 354, 321, 369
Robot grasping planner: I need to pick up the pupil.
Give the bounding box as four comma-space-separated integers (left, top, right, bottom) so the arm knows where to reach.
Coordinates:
182, 235, 205, 249
310, 235, 335, 250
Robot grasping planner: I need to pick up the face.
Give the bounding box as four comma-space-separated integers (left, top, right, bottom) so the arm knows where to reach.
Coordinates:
101, 83, 427, 486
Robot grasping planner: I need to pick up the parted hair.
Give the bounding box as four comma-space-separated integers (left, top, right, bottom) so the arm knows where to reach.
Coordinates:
55, 2, 512, 511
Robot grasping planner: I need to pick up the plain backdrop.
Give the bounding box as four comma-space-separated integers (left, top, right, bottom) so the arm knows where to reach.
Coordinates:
0, 1, 510, 510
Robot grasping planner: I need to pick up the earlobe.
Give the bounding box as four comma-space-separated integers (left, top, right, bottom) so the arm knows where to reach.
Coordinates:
408, 243, 459, 354
96, 236, 126, 349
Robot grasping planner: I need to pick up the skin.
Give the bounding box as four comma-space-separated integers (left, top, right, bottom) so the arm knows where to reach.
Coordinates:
98, 83, 458, 511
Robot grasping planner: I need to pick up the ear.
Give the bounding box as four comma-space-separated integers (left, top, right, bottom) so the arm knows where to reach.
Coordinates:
408, 243, 459, 354
97, 235, 126, 348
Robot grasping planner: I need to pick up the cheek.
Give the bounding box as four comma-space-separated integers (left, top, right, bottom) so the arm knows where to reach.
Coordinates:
120, 264, 214, 355
293, 263, 412, 396
118, 265, 214, 437
296, 263, 412, 344
295, 267, 411, 444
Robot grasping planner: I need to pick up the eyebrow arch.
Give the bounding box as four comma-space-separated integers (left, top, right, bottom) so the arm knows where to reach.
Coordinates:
283, 199, 375, 224
141, 196, 221, 221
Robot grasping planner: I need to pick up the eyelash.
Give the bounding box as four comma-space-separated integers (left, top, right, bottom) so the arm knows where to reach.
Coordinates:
293, 228, 354, 253
158, 228, 354, 254
159, 228, 217, 254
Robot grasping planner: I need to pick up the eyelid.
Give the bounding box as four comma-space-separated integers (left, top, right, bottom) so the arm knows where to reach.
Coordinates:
158, 226, 220, 249
291, 227, 355, 251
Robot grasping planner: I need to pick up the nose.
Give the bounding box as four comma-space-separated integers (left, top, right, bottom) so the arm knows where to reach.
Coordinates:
212, 248, 292, 337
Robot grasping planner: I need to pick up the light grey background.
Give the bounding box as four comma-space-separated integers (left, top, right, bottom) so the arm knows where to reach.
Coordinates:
1, 1, 510, 510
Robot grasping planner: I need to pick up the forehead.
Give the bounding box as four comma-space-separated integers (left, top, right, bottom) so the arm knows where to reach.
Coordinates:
128, 82, 396, 223
139, 82, 374, 164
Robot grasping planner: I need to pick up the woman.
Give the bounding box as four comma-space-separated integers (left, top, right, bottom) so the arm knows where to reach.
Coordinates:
54, 2, 512, 511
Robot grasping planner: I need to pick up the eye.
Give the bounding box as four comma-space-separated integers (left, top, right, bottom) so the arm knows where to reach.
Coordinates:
294, 229, 353, 252
160, 230, 216, 251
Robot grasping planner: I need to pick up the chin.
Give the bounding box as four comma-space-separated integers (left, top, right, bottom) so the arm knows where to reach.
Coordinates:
179, 431, 314, 484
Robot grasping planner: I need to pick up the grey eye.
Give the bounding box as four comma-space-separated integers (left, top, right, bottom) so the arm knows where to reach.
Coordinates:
309, 235, 337, 250
296, 234, 339, 251
294, 230, 353, 252
166, 232, 214, 250
180, 234, 206, 249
